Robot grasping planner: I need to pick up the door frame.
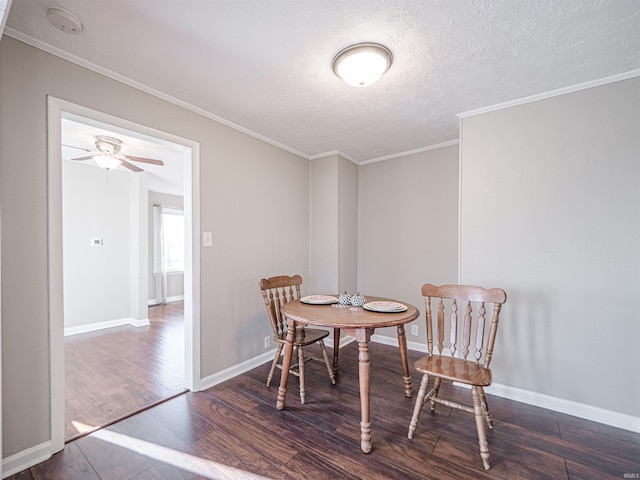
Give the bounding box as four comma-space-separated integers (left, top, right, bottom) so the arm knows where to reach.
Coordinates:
47, 96, 201, 453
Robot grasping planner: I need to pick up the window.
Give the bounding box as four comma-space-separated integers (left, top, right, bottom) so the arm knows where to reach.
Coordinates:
161, 207, 184, 272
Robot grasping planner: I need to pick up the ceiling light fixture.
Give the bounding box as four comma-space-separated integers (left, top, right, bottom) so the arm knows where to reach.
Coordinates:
93, 155, 122, 170
92, 136, 122, 170
332, 43, 393, 87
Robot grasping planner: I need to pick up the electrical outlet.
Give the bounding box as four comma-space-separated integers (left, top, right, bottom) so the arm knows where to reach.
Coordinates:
264, 336, 271, 348
411, 324, 419, 336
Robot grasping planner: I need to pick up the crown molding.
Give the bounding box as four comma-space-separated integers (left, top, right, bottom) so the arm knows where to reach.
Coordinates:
309, 150, 359, 165
458, 68, 640, 119
312, 140, 460, 166
359, 139, 460, 165
4, 29, 310, 160
3, 30, 463, 167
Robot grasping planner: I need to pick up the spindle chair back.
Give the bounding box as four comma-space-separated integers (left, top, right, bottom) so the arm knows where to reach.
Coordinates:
408, 283, 507, 470
259, 275, 335, 404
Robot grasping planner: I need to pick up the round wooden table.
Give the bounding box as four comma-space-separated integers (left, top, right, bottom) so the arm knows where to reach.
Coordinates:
277, 296, 420, 453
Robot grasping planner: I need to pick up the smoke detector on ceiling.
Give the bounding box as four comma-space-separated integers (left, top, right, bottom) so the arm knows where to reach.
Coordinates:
46, 7, 83, 34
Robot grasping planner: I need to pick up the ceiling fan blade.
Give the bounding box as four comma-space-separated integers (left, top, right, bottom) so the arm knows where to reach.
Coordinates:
70, 155, 95, 161
124, 155, 164, 166
63, 144, 93, 152
120, 159, 144, 172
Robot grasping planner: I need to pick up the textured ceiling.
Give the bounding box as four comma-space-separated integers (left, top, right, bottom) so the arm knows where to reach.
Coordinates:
5, 0, 640, 163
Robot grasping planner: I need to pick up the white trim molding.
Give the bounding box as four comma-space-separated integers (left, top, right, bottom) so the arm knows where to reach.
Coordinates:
370, 335, 640, 434
47, 95, 202, 454
457, 68, 640, 119
2, 441, 52, 479
485, 382, 640, 434
371, 333, 426, 353
148, 295, 185, 306
359, 140, 460, 165
451, 380, 640, 434
309, 150, 359, 165
64, 317, 150, 336
5, 28, 309, 161
199, 350, 277, 392
324, 334, 355, 350
6, 28, 466, 168
199, 334, 356, 392
204, 333, 639, 435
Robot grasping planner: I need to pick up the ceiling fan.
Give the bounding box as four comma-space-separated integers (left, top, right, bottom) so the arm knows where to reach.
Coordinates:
68, 135, 164, 172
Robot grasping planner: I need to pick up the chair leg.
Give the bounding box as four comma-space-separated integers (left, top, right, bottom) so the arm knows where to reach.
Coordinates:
408, 374, 430, 439
333, 328, 341, 373
266, 342, 283, 387
318, 340, 336, 384
478, 386, 493, 429
472, 386, 491, 470
297, 345, 306, 404
430, 377, 441, 411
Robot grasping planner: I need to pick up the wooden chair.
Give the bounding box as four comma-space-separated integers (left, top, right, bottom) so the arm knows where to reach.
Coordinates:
408, 283, 507, 470
259, 275, 335, 404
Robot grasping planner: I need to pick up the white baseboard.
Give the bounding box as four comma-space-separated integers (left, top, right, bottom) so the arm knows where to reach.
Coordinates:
148, 296, 185, 306
64, 317, 150, 336
199, 349, 277, 391
8, 333, 637, 478
485, 382, 640, 433
2, 441, 52, 479
371, 333, 427, 353
176, 331, 640, 434
325, 334, 355, 349
129, 318, 150, 328
199, 333, 356, 392
369, 334, 640, 434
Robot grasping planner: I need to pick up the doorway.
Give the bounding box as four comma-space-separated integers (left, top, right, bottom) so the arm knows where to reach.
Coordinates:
47, 97, 201, 453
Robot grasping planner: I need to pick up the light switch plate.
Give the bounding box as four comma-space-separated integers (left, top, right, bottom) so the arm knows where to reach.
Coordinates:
202, 231, 213, 247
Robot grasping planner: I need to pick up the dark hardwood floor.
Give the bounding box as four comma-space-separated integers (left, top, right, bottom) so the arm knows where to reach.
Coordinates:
64, 301, 186, 441
11, 340, 640, 479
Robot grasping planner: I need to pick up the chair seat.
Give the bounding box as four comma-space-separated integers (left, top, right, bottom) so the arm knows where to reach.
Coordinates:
275, 327, 329, 347
414, 355, 492, 386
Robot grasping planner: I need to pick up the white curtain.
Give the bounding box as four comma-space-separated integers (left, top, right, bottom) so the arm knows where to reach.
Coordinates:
152, 204, 167, 305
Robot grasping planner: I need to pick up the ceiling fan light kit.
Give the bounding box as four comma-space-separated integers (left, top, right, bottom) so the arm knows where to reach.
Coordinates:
69, 135, 164, 173
95, 136, 122, 156
92, 155, 122, 170
332, 43, 392, 87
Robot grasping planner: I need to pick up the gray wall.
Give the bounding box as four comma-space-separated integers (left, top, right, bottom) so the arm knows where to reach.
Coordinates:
357, 145, 460, 341
338, 156, 359, 294
308, 153, 358, 296
0, 36, 309, 457
460, 76, 640, 417
309, 155, 339, 293
2, 28, 638, 468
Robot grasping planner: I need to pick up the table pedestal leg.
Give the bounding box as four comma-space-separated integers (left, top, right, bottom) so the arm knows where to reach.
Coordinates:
397, 325, 413, 398
276, 320, 296, 410
333, 327, 340, 373
356, 328, 372, 453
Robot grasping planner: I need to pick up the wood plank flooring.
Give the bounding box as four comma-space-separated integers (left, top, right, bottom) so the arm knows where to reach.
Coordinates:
11, 340, 640, 479
64, 301, 186, 441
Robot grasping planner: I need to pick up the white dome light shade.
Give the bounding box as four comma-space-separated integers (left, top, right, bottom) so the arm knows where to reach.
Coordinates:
332, 43, 392, 87
93, 155, 122, 170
